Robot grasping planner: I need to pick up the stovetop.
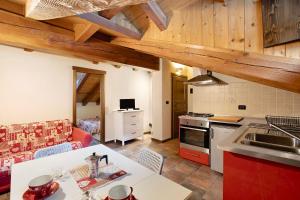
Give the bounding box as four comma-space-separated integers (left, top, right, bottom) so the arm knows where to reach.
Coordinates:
179, 112, 213, 128
187, 112, 214, 118
179, 112, 214, 121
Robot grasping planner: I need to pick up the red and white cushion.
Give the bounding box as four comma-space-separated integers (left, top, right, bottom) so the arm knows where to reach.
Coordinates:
0, 120, 73, 157
0, 151, 34, 177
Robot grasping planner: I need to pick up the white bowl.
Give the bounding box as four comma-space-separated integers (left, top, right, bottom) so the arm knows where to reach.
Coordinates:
108, 185, 132, 200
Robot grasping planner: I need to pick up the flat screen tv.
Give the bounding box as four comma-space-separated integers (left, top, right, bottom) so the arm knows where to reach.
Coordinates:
120, 99, 135, 110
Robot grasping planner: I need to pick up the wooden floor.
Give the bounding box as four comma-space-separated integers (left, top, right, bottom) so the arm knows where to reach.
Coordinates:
0, 134, 223, 200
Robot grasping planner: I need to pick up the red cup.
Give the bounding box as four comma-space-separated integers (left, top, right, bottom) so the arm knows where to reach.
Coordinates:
28, 175, 53, 197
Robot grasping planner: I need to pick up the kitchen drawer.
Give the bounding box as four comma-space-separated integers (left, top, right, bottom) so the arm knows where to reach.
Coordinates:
179, 147, 209, 165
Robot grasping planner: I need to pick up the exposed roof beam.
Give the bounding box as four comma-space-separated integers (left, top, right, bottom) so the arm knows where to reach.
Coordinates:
99, 7, 125, 19
77, 74, 90, 93
140, 1, 168, 31
82, 84, 100, 106
74, 23, 99, 42
112, 38, 300, 93
0, 10, 159, 70
79, 13, 142, 40
0, 1, 24, 15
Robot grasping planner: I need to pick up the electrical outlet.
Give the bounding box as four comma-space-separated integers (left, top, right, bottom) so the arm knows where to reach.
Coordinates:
238, 105, 246, 110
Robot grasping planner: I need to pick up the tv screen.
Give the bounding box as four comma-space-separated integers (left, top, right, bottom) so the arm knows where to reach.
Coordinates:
120, 99, 135, 110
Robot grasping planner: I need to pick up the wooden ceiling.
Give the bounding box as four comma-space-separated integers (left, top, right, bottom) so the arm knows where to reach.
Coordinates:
1, 0, 300, 94
77, 73, 101, 106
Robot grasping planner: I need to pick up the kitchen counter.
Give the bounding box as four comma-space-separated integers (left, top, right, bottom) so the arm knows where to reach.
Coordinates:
209, 117, 265, 126
218, 119, 300, 167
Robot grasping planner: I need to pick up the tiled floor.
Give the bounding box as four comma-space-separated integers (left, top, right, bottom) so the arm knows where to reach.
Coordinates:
105, 134, 223, 200
0, 134, 223, 200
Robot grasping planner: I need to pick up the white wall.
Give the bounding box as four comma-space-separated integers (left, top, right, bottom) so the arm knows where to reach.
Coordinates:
151, 59, 193, 141
0, 45, 152, 142
151, 62, 163, 140
76, 103, 100, 122
189, 72, 300, 117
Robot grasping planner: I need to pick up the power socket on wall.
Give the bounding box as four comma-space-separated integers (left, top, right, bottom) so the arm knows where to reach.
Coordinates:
238, 105, 247, 110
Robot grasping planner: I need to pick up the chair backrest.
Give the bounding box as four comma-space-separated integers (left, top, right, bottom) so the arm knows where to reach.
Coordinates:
137, 148, 164, 174
34, 142, 72, 159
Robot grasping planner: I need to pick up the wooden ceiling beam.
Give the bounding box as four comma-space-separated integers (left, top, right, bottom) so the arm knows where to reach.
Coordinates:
99, 7, 125, 19
0, 10, 159, 70
140, 0, 168, 31
74, 23, 99, 42
79, 13, 142, 40
0, 1, 24, 15
112, 38, 300, 93
77, 73, 90, 93
82, 83, 100, 106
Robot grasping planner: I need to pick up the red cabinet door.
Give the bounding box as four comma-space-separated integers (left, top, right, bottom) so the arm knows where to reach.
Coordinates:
223, 152, 300, 200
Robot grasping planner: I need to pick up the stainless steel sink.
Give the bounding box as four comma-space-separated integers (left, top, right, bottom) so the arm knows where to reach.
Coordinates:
240, 132, 300, 155
244, 133, 300, 147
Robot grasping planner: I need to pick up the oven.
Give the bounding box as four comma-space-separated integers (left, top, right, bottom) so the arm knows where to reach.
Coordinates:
179, 118, 210, 154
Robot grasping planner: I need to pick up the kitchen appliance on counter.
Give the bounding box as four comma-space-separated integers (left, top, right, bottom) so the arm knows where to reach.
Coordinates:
179, 112, 213, 165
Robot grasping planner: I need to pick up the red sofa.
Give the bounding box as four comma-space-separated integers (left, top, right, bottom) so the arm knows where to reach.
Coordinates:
0, 119, 93, 193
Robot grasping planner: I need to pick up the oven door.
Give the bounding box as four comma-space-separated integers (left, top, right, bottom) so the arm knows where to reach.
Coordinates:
180, 125, 210, 154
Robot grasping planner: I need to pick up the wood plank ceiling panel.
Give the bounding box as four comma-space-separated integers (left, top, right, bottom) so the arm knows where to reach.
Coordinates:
79, 13, 142, 39
140, 0, 169, 31
0, 9, 159, 70
112, 38, 300, 93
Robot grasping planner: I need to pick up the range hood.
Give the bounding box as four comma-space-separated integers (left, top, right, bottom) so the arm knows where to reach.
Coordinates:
186, 68, 228, 86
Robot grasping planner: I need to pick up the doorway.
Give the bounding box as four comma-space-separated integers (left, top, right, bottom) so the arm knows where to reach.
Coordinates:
72, 66, 106, 143
171, 74, 188, 139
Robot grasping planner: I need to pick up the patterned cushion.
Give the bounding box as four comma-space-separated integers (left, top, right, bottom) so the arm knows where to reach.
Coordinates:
0, 151, 34, 177
0, 141, 82, 177
0, 120, 72, 156
70, 141, 83, 150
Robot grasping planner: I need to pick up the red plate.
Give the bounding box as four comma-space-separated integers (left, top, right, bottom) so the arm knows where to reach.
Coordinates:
23, 182, 60, 200
104, 194, 137, 200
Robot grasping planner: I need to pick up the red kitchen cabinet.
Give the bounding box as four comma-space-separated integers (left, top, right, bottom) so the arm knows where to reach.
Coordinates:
223, 151, 300, 200
179, 147, 209, 165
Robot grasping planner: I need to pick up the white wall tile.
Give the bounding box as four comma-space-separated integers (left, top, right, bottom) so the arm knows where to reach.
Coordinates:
190, 72, 299, 117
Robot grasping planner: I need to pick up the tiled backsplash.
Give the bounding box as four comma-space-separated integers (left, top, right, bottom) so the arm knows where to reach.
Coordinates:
189, 73, 300, 117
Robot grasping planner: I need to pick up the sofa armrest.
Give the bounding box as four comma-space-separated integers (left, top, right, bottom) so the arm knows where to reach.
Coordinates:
72, 127, 93, 147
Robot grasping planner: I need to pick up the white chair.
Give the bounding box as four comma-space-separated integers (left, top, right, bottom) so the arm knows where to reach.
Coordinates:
34, 142, 72, 159
137, 148, 164, 174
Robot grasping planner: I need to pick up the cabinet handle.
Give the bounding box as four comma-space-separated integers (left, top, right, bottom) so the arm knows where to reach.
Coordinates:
190, 153, 199, 157
131, 115, 136, 118
131, 132, 136, 134
131, 124, 136, 126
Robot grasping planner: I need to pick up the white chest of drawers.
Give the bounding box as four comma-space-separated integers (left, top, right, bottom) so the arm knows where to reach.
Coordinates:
113, 110, 144, 146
